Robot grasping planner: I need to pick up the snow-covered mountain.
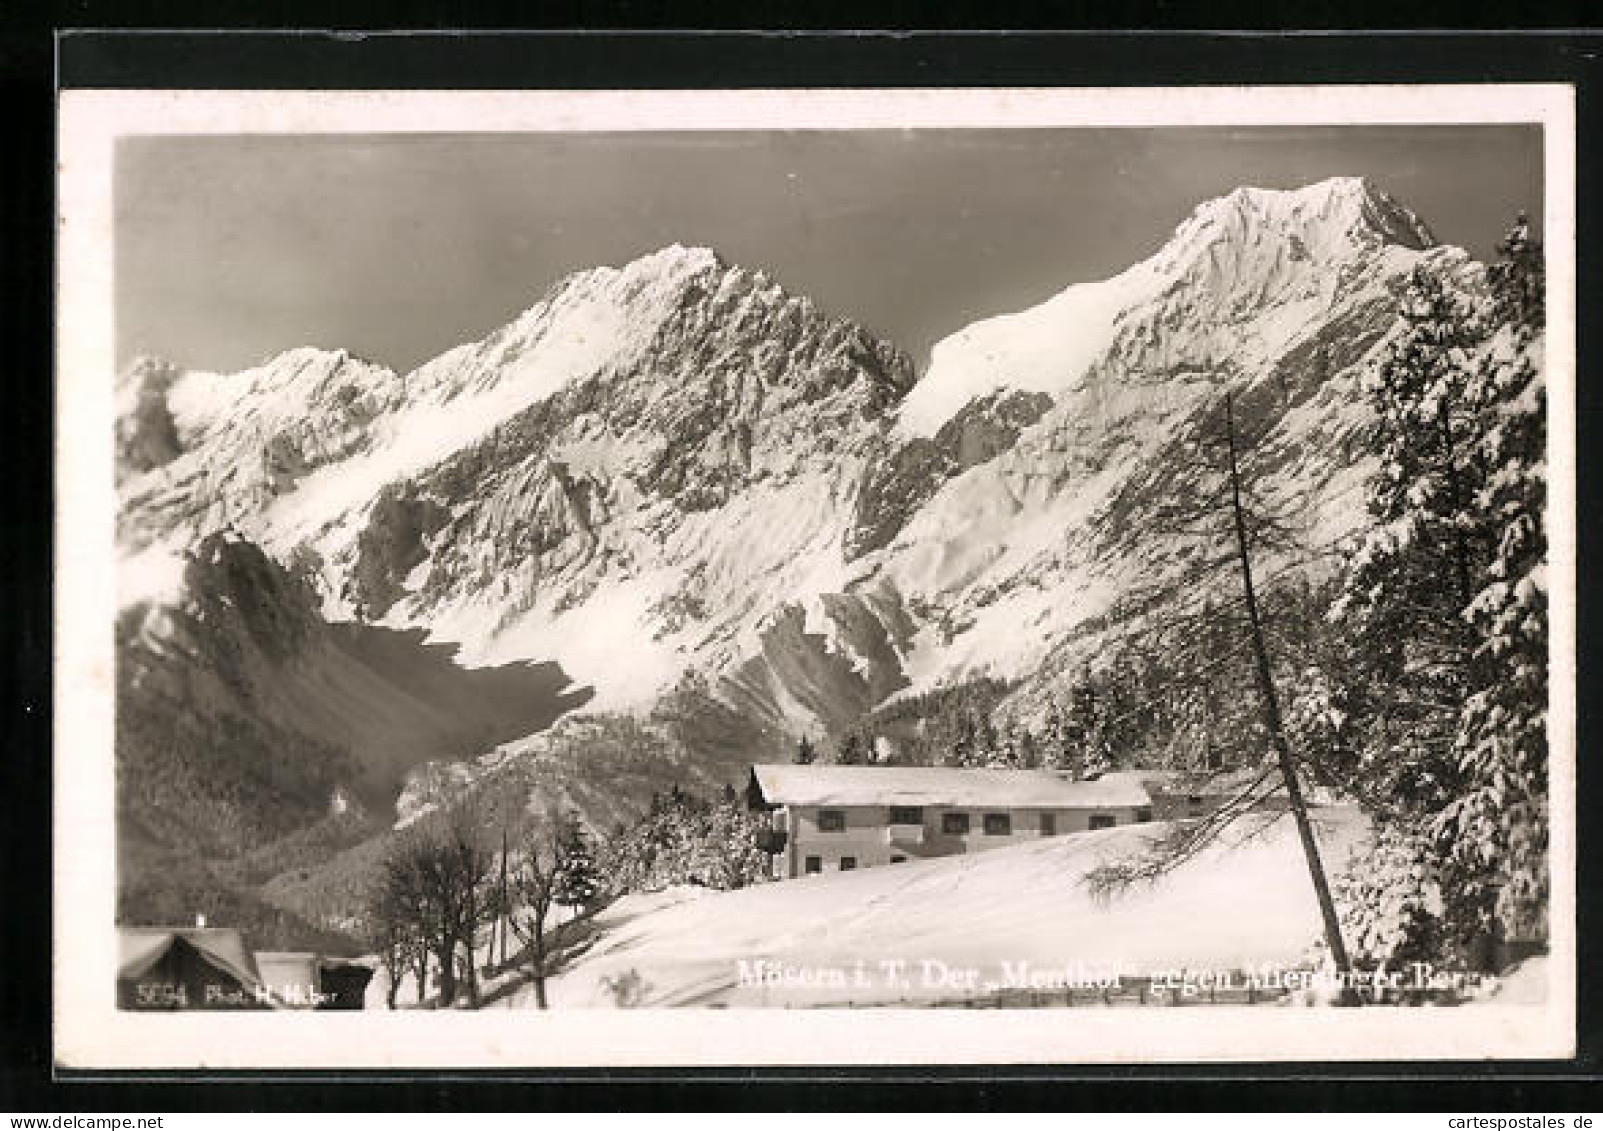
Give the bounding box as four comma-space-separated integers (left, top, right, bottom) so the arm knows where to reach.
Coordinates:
857, 177, 1474, 708
898, 177, 1435, 438
116, 176, 1482, 860
120, 243, 914, 711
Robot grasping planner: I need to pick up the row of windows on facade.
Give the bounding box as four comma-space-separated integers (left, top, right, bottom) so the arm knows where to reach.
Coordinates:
813, 809, 1135, 835
806, 855, 873, 873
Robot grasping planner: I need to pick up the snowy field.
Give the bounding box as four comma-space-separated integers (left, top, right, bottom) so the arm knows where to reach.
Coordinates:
501, 807, 1371, 1009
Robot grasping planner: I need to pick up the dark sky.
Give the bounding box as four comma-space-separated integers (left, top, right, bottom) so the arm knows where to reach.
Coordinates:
116, 125, 1543, 375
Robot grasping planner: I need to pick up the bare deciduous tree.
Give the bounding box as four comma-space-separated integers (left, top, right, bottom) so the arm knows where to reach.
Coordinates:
507, 811, 601, 1009
370, 800, 494, 1008
1085, 383, 1352, 985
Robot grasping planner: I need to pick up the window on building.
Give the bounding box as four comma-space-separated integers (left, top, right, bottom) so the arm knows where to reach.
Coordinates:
840, 857, 857, 871
888, 805, 923, 825
1089, 813, 1116, 830
941, 812, 970, 835
817, 809, 846, 832
804, 856, 822, 874
1136, 807, 1153, 823
890, 855, 906, 864
1039, 813, 1057, 836
983, 813, 1012, 836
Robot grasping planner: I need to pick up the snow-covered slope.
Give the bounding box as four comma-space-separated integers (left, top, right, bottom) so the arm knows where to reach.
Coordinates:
505, 807, 1367, 1008
898, 177, 1435, 439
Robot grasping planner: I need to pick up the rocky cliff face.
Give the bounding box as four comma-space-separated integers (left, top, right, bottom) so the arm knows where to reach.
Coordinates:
119, 348, 404, 548
115, 357, 184, 483
857, 178, 1478, 706
328, 246, 917, 699
117, 177, 1484, 842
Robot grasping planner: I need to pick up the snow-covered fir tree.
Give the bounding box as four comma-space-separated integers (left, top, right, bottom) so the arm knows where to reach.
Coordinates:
1441, 215, 1549, 944
601, 785, 771, 895
947, 710, 980, 768
1332, 218, 1549, 970
553, 813, 602, 908
1039, 699, 1078, 773
835, 730, 869, 765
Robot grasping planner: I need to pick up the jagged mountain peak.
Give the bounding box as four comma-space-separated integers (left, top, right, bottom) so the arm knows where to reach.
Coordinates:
1215, 174, 1382, 213
549, 243, 728, 309
202, 345, 394, 385
1159, 176, 1436, 269
899, 177, 1440, 438
118, 353, 181, 384
257, 343, 356, 368
400, 243, 745, 402
617, 241, 727, 279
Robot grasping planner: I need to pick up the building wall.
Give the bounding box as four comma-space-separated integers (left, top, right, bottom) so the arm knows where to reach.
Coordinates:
1147, 791, 1292, 823
781, 801, 1148, 878
757, 806, 799, 882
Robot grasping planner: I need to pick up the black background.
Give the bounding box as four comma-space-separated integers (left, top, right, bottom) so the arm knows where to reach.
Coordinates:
5, 22, 1602, 1111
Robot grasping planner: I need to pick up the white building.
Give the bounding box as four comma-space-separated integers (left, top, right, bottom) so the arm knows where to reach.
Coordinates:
746, 763, 1154, 880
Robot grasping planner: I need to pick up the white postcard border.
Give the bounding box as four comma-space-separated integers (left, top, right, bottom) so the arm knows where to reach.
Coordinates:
56, 83, 1577, 1068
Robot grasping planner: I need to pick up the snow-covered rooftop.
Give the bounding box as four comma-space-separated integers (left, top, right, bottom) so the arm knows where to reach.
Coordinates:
118, 926, 267, 991
751, 764, 1151, 809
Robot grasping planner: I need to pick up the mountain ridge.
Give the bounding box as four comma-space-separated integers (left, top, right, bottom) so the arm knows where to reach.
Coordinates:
897, 176, 1438, 439
113, 178, 1491, 939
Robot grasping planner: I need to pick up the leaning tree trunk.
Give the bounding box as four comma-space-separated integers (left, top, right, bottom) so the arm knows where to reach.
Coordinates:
1223, 393, 1354, 983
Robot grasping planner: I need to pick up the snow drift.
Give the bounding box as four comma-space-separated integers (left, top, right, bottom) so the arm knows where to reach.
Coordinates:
510, 806, 1368, 1008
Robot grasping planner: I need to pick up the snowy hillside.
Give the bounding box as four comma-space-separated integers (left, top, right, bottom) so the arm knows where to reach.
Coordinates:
500, 807, 1368, 1008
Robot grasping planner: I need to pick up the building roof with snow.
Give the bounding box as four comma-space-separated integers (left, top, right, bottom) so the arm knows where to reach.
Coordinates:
119, 926, 265, 988
749, 764, 1151, 810
117, 926, 283, 1010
